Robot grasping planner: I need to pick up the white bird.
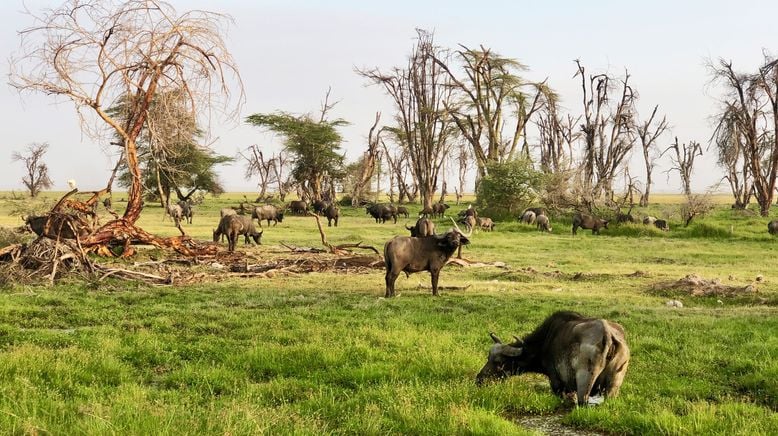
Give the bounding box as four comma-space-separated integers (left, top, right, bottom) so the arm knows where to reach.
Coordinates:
67, 179, 77, 190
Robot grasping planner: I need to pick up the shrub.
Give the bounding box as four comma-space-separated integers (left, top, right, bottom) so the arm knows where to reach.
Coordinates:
476, 159, 543, 221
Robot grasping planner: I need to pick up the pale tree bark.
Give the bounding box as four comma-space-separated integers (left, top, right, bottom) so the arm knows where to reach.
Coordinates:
636, 105, 668, 206
664, 137, 702, 196
712, 107, 752, 208
575, 60, 638, 200
351, 112, 384, 206
358, 29, 456, 210
433, 45, 551, 178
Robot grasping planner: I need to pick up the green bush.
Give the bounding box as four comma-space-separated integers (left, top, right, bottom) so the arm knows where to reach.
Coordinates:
476, 159, 543, 221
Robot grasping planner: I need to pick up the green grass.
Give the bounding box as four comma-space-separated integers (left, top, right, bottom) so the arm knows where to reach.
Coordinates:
0, 192, 776, 434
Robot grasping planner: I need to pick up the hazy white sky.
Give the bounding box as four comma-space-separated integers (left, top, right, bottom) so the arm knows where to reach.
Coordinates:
2, 0, 777, 194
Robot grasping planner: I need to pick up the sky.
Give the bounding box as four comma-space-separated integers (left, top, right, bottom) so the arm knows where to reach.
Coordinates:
2, 0, 777, 194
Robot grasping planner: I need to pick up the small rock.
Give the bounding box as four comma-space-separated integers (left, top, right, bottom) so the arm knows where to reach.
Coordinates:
755, 275, 764, 282
666, 299, 684, 308
265, 271, 275, 278
745, 284, 756, 293
210, 262, 225, 269
728, 275, 736, 281
493, 261, 507, 268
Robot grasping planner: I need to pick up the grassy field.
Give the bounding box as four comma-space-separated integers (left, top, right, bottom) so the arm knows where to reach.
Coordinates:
0, 192, 776, 435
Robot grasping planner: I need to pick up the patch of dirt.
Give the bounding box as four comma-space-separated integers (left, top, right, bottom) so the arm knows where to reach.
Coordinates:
650, 273, 760, 297
515, 413, 605, 436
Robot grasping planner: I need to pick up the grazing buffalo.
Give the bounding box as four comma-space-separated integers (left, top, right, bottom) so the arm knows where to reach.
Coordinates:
213, 215, 263, 252
324, 204, 339, 227
420, 207, 434, 217
252, 205, 284, 227
396, 206, 410, 218
523, 207, 546, 217
521, 210, 536, 225
288, 200, 308, 215
769, 220, 778, 235
432, 203, 450, 218
167, 204, 183, 226
572, 213, 608, 235
220, 208, 237, 218
536, 215, 552, 232
476, 311, 630, 406
616, 212, 635, 223
384, 219, 471, 297
643, 216, 657, 225
366, 203, 397, 224
654, 219, 670, 231
405, 217, 436, 237
178, 200, 194, 224
311, 200, 329, 214
478, 217, 495, 232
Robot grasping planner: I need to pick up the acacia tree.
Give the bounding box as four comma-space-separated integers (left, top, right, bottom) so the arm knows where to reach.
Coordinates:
358, 29, 457, 210
433, 45, 552, 178
246, 112, 347, 203
9, 0, 242, 254
12, 142, 54, 197
575, 60, 638, 199
710, 56, 778, 215
636, 105, 669, 206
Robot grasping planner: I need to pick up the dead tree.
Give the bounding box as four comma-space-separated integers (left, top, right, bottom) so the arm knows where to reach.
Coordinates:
241, 145, 277, 201
636, 105, 669, 206
358, 29, 456, 211
712, 107, 752, 208
11, 142, 54, 197
9, 0, 243, 256
351, 112, 384, 206
664, 137, 702, 196
455, 145, 470, 205
575, 60, 638, 200
710, 57, 778, 216
433, 45, 551, 178
535, 96, 580, 173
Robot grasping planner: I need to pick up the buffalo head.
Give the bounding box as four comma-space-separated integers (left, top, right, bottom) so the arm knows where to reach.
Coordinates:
252, 229, 264, 245
475, 333, 526, 385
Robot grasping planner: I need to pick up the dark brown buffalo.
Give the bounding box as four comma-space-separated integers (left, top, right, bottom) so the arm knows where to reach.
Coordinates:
213, 215, 263, 252
384, 219, 471, 297
572, 213, 609, 235
288, 200, 308, 215
405, 217, 436, 237
654, 219, 670, 231
396, 206, 409, 218
476, 311, 630, 406
311, 200, 329, 214
252, 205, 284, 227
769, 220, 778, 235
431, 203, 450, 218
366, 203, 397, 224
324, 204, 339, 227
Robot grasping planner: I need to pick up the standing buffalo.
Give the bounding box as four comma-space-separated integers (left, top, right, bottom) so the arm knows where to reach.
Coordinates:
288, 200, 308, 215
384, 219, 471, 297
167, 203, 183, 226
252, 205, 284, 227
654, 219, 670, 231
476, 311, 630, 406
396, 206, 410, 218
220, 208, 237, 218
405, 217, 436, 237
523, 207, 546, 217
366, 203, 397, 224
311, 200, 329, 214
178, 200, 194, 224
213, 215, 263, 252
432, 203, 450, 218
536, 215, 552, 232
521, 210, 536, 225
572, 213, 608, 235
478, 217, 495, 232
324, 204, 339, 227
769, 220, 778, 235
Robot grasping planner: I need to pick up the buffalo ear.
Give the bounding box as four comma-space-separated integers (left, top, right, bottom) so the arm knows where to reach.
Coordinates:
501, 345, 523, 357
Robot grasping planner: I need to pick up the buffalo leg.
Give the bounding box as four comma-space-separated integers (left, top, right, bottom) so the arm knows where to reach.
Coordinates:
385, 270, 399, 298
430, 270, 440, 296
572, 225, 578, 235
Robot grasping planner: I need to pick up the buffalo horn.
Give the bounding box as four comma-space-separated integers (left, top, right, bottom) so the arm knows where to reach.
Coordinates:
501, 345, 522, 357
449, 217, 473, 237
489, 332, 502, 344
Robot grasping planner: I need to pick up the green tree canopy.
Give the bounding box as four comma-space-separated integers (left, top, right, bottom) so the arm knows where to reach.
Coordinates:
476, 159, 544, 220
246, 112, 347, 202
